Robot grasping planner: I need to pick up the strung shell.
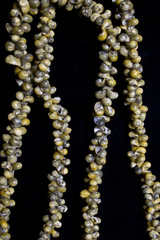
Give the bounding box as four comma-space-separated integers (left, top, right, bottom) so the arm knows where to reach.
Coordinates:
106, 88, 118, 99
5, 55, 21, 66
94, 102, 104, 116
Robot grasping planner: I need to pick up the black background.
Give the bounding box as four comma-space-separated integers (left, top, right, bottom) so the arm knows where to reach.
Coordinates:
0, 0, 160, 240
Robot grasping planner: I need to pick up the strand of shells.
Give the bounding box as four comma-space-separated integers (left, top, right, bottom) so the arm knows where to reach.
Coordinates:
113, 1, 160, 239
0, 1, 71, 240
0, 0, 159, 240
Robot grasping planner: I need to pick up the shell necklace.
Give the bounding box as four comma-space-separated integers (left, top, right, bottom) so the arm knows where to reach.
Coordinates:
0, 0, 159, 240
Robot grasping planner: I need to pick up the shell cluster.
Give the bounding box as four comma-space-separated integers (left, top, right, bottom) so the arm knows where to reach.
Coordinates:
0, 0, 159, 240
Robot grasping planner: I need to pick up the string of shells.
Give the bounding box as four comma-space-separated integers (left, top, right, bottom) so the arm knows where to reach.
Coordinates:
0, 0, 159, 240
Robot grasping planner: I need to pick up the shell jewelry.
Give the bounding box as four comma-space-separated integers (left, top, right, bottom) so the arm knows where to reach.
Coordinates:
0, 0, 159, 240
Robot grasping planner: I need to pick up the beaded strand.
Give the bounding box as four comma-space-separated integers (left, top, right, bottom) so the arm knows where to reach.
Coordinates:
0, 1, 159, 240
0, 2, 36, 239
33, 3, 72, 239
0, 1, 72, 239
113, 1, 160, 239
